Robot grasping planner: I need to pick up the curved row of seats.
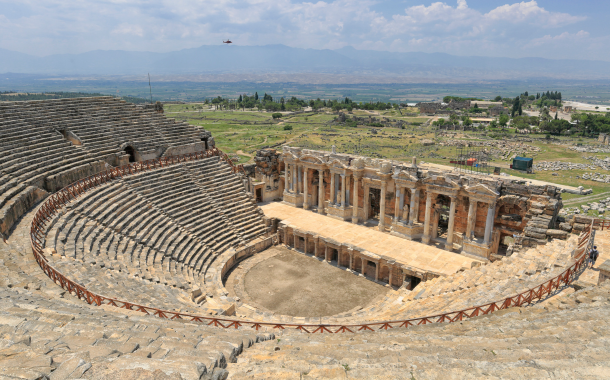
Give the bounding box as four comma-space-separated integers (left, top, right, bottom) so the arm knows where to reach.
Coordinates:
228, 281, 610, 379
226, 235, 578, 325
0, 208, 276, 380
43, 156, 267, 315
0, 97, 204, 238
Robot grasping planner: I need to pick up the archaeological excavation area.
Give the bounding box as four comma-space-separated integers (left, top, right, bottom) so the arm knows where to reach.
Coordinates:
0, 97, 609, 379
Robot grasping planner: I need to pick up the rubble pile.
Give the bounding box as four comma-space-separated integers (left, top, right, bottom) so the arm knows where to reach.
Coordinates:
535, 156, 610, 171
440, 140, 540, 161
254, 148, 281, 176
570, 145, 610, 154
578, 172, 610, 183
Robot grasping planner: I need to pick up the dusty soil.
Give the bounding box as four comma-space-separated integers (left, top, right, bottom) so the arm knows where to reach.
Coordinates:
240, 246, 389, 318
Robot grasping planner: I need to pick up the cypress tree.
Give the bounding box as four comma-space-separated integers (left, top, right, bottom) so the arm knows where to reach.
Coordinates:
254, 92, 259, 101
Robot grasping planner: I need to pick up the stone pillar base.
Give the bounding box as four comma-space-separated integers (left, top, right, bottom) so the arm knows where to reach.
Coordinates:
444, 243, 454, 251
422, 235, 431, 244
351, 216, 359, 224
283, 192, 304, 208
390, 222, 424, 241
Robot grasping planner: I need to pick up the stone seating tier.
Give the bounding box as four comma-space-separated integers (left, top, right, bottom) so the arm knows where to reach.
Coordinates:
0, 207, 276, 380
227, 281, 610, 379
44, 156, 267, 315
0, 97, 212, 237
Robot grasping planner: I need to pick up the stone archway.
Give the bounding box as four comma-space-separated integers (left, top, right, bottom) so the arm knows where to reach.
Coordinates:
124, 146, 136, 163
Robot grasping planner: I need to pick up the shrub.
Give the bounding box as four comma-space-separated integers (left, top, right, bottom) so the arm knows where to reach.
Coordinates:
283, 125, 293, 130
272, 113, 282, 119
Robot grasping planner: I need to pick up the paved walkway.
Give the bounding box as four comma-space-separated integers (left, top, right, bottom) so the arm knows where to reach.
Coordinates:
261, 202, 476, 276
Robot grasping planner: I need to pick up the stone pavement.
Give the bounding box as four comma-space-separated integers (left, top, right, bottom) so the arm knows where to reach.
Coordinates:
261, 202, 476, 277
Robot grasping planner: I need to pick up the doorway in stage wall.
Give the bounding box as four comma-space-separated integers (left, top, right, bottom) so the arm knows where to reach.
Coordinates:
255, 188, 263, 203
365, 260, 377, 279
436, 194, 451, 239
369, 188, 381, 219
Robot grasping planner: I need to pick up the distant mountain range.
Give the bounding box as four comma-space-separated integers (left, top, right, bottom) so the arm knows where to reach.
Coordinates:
1, 45, 609, 80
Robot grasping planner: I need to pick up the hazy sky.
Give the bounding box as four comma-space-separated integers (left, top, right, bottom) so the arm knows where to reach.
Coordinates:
1, 0, 609, 61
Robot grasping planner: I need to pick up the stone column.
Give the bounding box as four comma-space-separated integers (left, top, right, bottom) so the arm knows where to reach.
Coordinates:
340, 174, 346, 207
304, 236, 308, 254
394, 186, 400, 222
314, 237, 319, 257
292, 164, 297, 193
330, 173, 336, 206
399, 187, 405, 222
422, 192, 433, 244
325, 245, 329, 262
303, 168, 309, 210
431, 208, 439, 239
352, 176, 360, 223
410, 188, 419, 225
466, 199, 478, 240
388, 267, 393, 287
349, 251, 353, 270
361, 258, 366, 275
375, 262, 379, 282
346, 176, 350, 207
334, 174, 340, 205
285, 163, 290, 192
318, 169, 325, 214
445, 196, 457, 251
484, 202, 496, 245
295, 165, 301, 194
294, 234, 298, 251
379, 180, 387, 232
363, 185, 369, 221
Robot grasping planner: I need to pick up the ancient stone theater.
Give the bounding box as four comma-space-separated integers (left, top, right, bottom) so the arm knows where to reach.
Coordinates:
0, 97, 609, 380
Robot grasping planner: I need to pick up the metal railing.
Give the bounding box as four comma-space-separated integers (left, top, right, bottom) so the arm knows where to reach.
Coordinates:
30, 153, 596, 333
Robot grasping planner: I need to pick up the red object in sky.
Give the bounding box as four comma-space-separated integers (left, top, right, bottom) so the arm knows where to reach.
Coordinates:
223, 39, 232, 44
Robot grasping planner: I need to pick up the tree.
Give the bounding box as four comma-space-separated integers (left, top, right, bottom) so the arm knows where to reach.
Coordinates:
499, 113, 509, 127
519, 104, 523, 116
271, 113, 282, 119
254, 92, 259, 101
238, 94, 242, 103
511, 97, 520, 117
524, 91, 529, 97
494, 95, 502, 102
462, 116, 473, 127
555, 112, 558, 120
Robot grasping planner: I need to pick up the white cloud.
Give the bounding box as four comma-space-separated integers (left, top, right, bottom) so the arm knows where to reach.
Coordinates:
0, 0, 604, 60
111, 24, 144, 37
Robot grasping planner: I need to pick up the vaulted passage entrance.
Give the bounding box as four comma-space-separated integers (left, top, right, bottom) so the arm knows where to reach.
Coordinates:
124, 146, 136, 163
